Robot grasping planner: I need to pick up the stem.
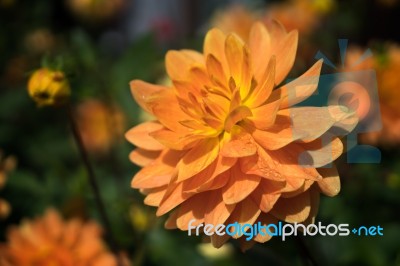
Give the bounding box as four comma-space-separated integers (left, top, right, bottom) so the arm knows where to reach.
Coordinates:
67, 105, 122, 264
295, 235, 319, 266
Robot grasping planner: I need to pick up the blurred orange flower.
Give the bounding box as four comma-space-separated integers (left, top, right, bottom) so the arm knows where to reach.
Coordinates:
0, 151, 16, 219
75, 100, 125, 154
0, 209, 120, 266
126, 22, 357, 248
345, 45, 400, 146
212, 1, 333, 40
66, 0, 125, 22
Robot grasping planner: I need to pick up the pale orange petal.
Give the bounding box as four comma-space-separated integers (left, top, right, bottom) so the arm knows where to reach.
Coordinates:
204, 28, 228, 71
204, 190, 235, 226
130, 80, 167, 113
165, 50, 203, 80
125, 121, 164, 150
210, 234, 231, 248
317, 165, 341, 197
147, 89, 191, 133
165, 210, 178, 229
250, 179, 284, 212
220, 126, 257, 157
176, 194, 208, 230
295, 137, 343, 168
177, 137, 220, 182
246, 98, 281, 130
273, 59, 323, 109
143, 186, 167, 206
227, 197, 261, 238
129, 148, 161, 167
253, 214, 278, 243
249, 22, 272, 82
246, 56, 275, 109
131, 150, 184, 189
157, 182, 191, 216
291, 106, 358, 142
270, 189, 311, 223
222, 164, 261, 205
302, 185, 320, 225
225, 33, 245, 86
150, 128, 202, 150
182, 155, 236, 193
273, 30, 298, 85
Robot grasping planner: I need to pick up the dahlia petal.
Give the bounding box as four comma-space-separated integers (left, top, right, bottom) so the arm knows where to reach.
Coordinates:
246, 56, 275, 108
189, 66, 212, 89
265, 19, 287, 42
147, 89, 192, 133
273, 30, 298, 85
220, 126, 257, 158
181, 49, 205, 64
176, 194, 207, 230
224, 105, 252, 132
317, 166, 341, 197
210, 234, 231, 249
227, 197, 261, 238
131, 150, 184, 189
250, 113, 299, 150
165, 211, 178, 229
296, 137, 343, 168
266, 146, 322, 180
222, 164, 261, 205
182, 155, 236, 193
225, 33, 245, 85
143, 186, 167, 206
239, 45, 253, 99
129, 149, 161, 167
240, 152, 285, 182
303, 185, 320, 225
250, 180, 282, 213
204, 28, 228, 70
289, 106, 357, 142
173, 80, 201, 100
273, 59, 323, 109
131, 163, 173, 189
165, 50, 203, 80
177, 137, 220, 181
281, 179, 314, 198
157, 182, 191, 216
270, 189, 311, 223
249, 22, 272, 82
130, 80, 167, 113
199, 171, 230, 191
203, 93, 230, 120
206, 54, 227, 88
204, 190, 235, 226
150, 128, 202, 150
125, 121, 164, 151
246, 98, 281, 130
253, 214, 279, 243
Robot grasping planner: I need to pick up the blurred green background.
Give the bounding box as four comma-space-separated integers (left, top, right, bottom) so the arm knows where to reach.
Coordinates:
1, 0, 400, 265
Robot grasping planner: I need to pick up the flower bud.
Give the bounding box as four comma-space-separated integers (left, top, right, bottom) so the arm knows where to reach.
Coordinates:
27, 68, 70, 107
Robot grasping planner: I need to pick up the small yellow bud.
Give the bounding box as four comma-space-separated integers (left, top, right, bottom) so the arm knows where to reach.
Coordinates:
27, 68, 71, 107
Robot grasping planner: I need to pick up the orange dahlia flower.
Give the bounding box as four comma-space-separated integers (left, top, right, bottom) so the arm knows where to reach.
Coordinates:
126, 22, 357, 248
0, 209, 120, 266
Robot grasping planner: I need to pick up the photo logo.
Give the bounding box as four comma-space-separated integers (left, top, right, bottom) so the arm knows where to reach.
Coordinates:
287, 39, 381, 166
